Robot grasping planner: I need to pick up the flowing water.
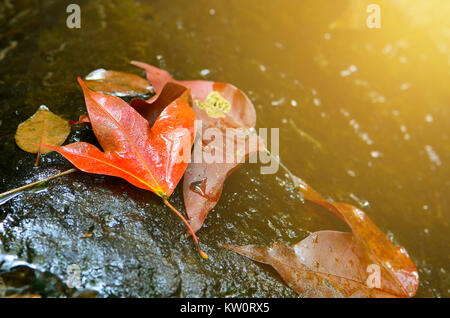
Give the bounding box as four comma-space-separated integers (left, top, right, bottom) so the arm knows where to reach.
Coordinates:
0, 0, 448, 297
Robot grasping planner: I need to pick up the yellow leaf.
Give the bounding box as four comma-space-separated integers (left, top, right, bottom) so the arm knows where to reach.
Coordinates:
15, 105, 70, 155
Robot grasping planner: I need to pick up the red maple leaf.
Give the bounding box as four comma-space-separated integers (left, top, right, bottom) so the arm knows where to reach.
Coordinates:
43, 78, 207, 258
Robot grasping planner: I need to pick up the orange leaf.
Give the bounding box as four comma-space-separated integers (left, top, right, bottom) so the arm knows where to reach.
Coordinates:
44, 78, 196, 197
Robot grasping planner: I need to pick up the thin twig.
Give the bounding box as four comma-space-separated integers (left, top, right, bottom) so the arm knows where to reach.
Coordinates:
0, 168, 77, 199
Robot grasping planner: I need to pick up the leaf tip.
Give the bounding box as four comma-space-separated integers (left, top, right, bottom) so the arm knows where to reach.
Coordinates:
130, 60, 145, 69
77, 77, 90, 93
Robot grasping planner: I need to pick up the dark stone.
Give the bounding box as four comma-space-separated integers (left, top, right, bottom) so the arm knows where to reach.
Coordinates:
0, 165, 299, 297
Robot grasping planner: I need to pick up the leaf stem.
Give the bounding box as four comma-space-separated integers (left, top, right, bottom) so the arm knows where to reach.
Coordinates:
34, 152, 41, 167
0, 168, 77, 199
162, 196, 209, 260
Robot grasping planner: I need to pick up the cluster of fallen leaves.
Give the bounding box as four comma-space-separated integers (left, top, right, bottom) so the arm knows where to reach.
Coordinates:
12, 61, 418, 297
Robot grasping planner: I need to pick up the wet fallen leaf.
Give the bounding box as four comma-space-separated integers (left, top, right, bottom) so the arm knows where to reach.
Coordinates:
15, 105, 70, 166
292, 177, 419, 297
224, 178, 419, 298
46, 78, 195, 196
184, 128, 264, 233
84, 68, 153, 97
43, 78, 207, 258
131, 61, 265, 233
223, 231, 396, 298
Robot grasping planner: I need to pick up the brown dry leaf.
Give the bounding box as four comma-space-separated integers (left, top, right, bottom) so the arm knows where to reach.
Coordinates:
223, 231, 396, 298
223, 178, 419, 298
292, 177, 419, 297
15, 105, 70, 165
84, 69, 152, 97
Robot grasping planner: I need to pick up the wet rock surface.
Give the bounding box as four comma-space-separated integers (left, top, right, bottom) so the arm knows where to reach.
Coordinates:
1, 0, 449, 298
0, 160, 302, 297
